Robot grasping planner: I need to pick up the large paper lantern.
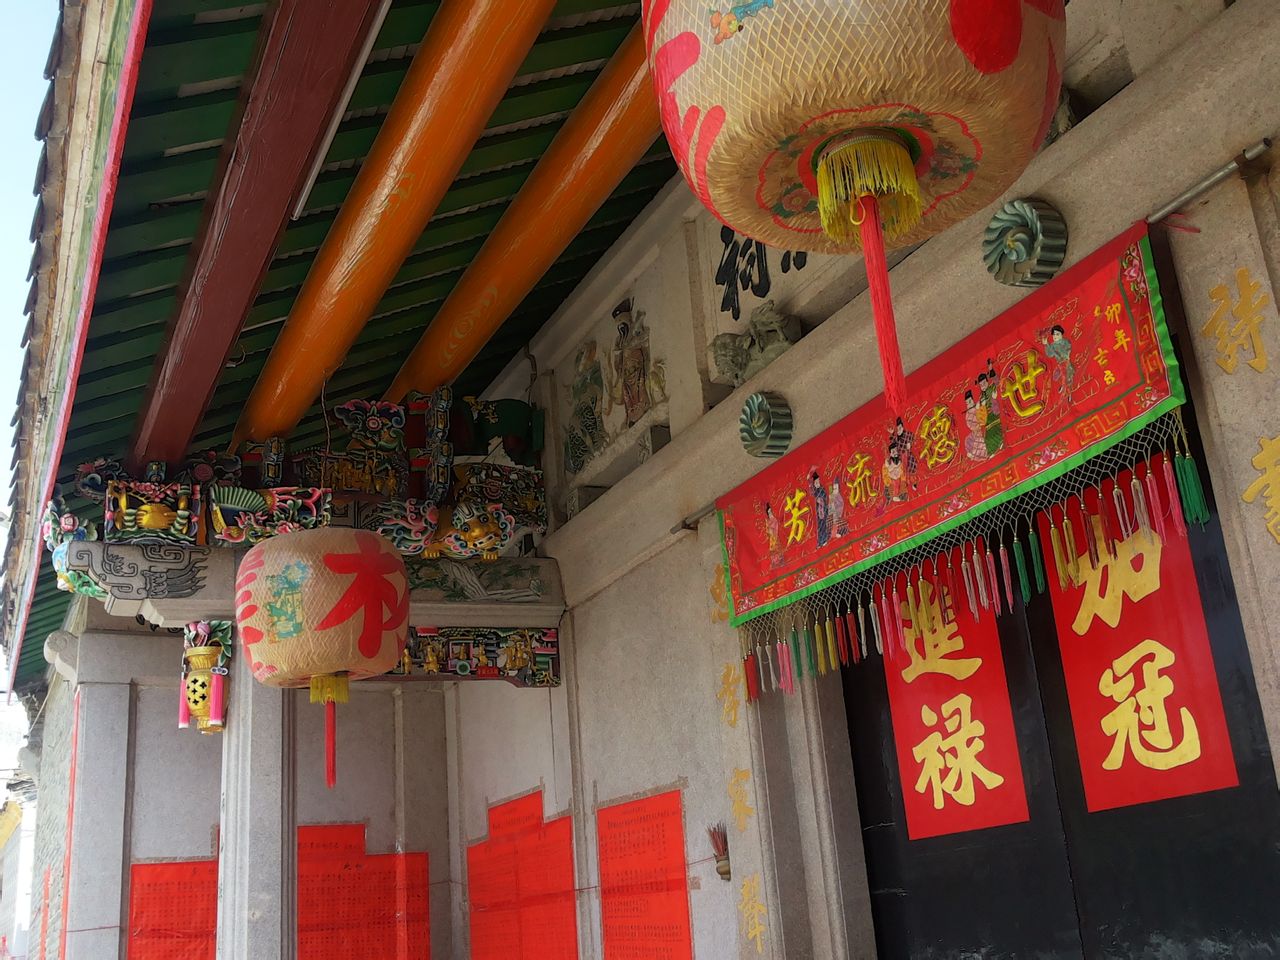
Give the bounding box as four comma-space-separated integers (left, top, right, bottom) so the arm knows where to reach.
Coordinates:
235, 529, 410, 786
644, 0, 1066, 410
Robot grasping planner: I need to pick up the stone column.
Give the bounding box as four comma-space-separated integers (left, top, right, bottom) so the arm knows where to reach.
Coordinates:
217, 650, 297, 959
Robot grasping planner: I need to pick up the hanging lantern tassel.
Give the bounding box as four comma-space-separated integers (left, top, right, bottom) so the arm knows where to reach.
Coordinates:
1163, 454, 1188, 537
998, 541, 1015, 611
1012, 537, 1032, 606
817, 136, 921, 415
1176, 453, 1211, 527
209, 667, 225, 728
1027, 524, 1047, 595
1144, 463, 1167, 544
178, 667, 191, 730
311, 673, 350, 790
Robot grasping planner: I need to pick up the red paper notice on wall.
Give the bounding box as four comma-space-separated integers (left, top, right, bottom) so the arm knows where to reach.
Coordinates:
297, 824, 430, 959
596, 789, 693, 960
128, 859, 218, 960
469, 790, 579, 960
1039, 462, 1238, 812
883, 566, 1030, 840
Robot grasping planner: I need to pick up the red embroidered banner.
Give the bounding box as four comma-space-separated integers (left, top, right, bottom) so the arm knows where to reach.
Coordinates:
1038, 463, 1237, 812
469, 791, 579, 960
883, 566, 1029, 839
597, 790, 693, 960
718, 223, 1182, 625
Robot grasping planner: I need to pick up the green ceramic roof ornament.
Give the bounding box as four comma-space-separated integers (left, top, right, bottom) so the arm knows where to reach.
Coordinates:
740, 392, 793, 459
983, 198, 1067, 288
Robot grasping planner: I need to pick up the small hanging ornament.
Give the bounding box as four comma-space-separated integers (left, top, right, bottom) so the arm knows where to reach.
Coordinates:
181, 621, 232, 735
235, 529, 409, 788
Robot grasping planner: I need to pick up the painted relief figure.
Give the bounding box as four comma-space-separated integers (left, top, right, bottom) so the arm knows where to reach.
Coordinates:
609, 300, 653, 427
964, 390, 989, 462
1041, 323, 1075, 393
564, 341, 607, 475
978, 359, 1005, 456
809, 468, 831, 546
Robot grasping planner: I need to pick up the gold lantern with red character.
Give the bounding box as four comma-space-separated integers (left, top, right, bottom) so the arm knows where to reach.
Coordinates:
643, 0, 1066, 411
235, 528, 409, 787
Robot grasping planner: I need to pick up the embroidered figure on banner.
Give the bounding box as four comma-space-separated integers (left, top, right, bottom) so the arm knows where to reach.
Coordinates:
1202, 266, 1270, 374
715, 225, 807, 320
1040, 323, 1075, 393
828, 479, 849, 538
728, 768, 755, 833
1242, 433, 1280, 544
891, 418, 920, 491
1099, 638, 1202, 771
913, 693, 1005, 810
963, 390, 990, 463
764, 502, 783, 567
718, 662, 743, 728
977, 359, 1005, 456
738, 873, 768, 954
809, 468, 831, 547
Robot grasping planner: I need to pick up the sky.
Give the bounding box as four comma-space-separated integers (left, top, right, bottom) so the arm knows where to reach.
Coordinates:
0, 4, 60, 499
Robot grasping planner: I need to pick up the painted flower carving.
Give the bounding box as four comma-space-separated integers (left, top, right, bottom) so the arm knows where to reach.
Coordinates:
950, 0, 1065, 75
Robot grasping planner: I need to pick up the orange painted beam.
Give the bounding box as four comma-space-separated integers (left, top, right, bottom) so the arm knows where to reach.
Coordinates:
383, 24, 659, 401
234, 0, 559, 445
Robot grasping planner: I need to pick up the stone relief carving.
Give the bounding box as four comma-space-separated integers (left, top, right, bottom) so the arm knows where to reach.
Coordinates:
711, 300, 803, 386
65, 541, 209, 601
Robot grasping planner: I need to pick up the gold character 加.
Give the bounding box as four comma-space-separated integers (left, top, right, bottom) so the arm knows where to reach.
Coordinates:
1072, 524, 1163, 635
912, 693, 1005, 809
1099, 638, 1201, 771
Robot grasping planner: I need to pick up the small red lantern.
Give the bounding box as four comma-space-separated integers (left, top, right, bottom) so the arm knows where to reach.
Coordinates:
235, 529, 410, 787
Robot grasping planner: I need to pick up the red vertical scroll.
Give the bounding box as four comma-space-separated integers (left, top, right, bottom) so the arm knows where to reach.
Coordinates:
1039, 463, 1238, 812
596, 789, 693, 960
883, 566, 1030, 840
127, 860, 218, 960
468, 790, 579, 960
296, 824, 430, 958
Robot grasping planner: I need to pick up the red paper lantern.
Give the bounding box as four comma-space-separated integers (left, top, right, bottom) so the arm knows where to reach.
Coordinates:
235, 529, 410, 786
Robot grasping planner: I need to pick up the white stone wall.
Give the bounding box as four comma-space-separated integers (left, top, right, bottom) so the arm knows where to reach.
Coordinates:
464, 2, 1280, 956
29, 677, 72, 960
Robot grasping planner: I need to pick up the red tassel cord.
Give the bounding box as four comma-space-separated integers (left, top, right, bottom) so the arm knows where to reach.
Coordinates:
1112, 480, 1133, 540
1162, 454, 1187, 536
1144, 464, 1166, 543
845, 606, 861, 664
859, 195, 908, 415
890, 578, 907, 657
835, 609, 850, 666
1097, 489, 1118, 559
971, 542, 989, 611
1130, 475, 1152, 544
325, 700, 338, 790
960, 548, 979, 621
178, 671, 191, 730
744, 653, 761, 703
998, 542, 1014, 611
856, 600, 869, 660
875, 587, 890, 656
943, 551, 959, 621
1081, 497, 1100, 570
984, 543, 1002, 616
209, 668, 225, 727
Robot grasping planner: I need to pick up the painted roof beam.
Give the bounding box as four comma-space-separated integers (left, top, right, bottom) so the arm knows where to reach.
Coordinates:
383, 24, 660, 400
233, 0, 562, 446
127, 0, 390, 470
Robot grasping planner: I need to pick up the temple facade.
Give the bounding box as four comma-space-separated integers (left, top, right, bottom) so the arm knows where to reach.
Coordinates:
6, 1, 1280, 958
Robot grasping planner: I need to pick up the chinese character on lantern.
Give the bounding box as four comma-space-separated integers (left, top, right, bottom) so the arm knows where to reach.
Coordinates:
1203, 266, 1270, 374
784, 489, 810, 545
918, 405, 958, 468
1000, 350, 1047, 418
912, 693, 1005, 809
1099, 638, 1201, 771
1242, 433, 1280, 544
902, 583, 981, 684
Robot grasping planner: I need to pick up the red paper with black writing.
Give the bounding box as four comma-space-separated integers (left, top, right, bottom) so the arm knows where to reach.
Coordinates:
128, 859, 218, 959
1038, 469, 1237, 812
297, 824, 430, 958
883, 567, 1030, 839
717, 223, 1182, 625
596, 790, 693, 960
468, 790, 579, 960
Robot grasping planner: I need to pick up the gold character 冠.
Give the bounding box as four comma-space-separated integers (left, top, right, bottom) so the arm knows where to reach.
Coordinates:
1099, 638, 1201, 771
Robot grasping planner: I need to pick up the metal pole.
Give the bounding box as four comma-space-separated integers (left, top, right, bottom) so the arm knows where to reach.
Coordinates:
1147, 138, 1272, 224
